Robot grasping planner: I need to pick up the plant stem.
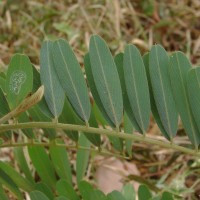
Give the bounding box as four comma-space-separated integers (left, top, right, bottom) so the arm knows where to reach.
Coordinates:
0, 122, 199, 156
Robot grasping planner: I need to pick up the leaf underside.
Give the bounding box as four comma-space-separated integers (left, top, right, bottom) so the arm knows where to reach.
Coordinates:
123, 44, 150, 133
89, 35, 123, 128
40, 41, 65, 118
149, 45, 178, 140
169, 52, 200, 147
187, 67, 200, 137
115, 53, 142, 133
52, 39, 91, 122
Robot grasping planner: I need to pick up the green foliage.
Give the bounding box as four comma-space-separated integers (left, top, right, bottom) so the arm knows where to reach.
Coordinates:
115, 53, 141, 133
143, 53, 169, 139
187, 67, 200, 135
138, 185, 152, 200
76, 134, 91, 183
40, 41, 65, 118
28, 146, 57, 190
53, 39, 91, 123
89, 35, 123, 128
123, 44, 150, 133
30, 190, 50, 200
0, 34, 199, 199
6, 54, 33, 109
149, 45, 178, 140
169, 52, 200, 148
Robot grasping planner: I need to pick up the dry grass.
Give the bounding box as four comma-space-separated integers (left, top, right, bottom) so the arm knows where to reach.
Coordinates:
1, 0, 200, 199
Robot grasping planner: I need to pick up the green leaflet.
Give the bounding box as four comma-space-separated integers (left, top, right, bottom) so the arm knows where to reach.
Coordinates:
30, 191, 50, 200
138, 185, 152, 200
52, 39, 91, 123
56, 179, 80, 200
78, 181, 107, 200
92, 103, 111, 127
28, 105, 56, 140
84, 53, 115, 127
115, 53, 142, 132
85, 53, 117, 147
0, 88, 11, 138
50, 143, 72, 185
0, 168, 23, 200
0, 161, 35, 192
76, 134, 91, 183
121, 184, 136, 200
84, 106, 101, 147
13, 147, 35, 184
35, 182, 54, 200
149, 45, 178, 140
40, 40, 65, 118
169, 52, 200, 147
89, 35, 123, 128
124, 113, 133, 157
123, 44, 150, 133
143, 53, 169, 139
161, 192, 174, 200
6, 54, 33, 109
78, 181, 94, 200
59, 98, 79, 142
0, 75, 6, 92
28, 146, 57, 190
59, 98, 101, 146
90, 190, 107, 200
107, 191, 126, 200
109, 135, 123, 152
187, 67, 200, 135
32, 65, 54, 119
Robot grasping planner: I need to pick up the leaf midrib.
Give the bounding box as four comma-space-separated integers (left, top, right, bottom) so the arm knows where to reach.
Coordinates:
93, 39, 118, 126
155, 47, 172, 138
57, 42, 87, 122
128, 47, 145, 132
